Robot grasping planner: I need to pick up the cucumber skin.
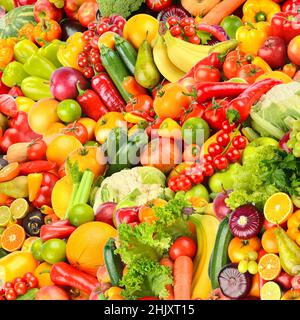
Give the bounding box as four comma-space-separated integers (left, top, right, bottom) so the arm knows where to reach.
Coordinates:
209, 216, 234, 289
115, 39, 137, 75
104, 238, 123, 287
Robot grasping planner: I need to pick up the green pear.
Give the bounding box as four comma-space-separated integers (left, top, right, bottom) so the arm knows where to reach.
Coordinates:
134, 39, 161, 89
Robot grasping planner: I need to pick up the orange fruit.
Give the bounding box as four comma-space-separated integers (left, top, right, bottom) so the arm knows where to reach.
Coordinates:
281, 289, 300, 300
264, 192, 293, 224
258, 253, 281, 281
261, 227, 279, 254
66, 222, 117, 276
1, 224, 26, 252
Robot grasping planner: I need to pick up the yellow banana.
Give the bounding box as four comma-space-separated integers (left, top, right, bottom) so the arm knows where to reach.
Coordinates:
153, 35, 185, 83
163, 31, 210, 72
191, 214, 219, 300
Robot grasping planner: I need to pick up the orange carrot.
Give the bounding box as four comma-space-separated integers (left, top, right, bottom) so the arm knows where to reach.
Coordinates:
174, 256, 193, 300
160, 257, 175, 300
181, 0, 221, 17
164, 284, 174, 300
201, 0, 247, 25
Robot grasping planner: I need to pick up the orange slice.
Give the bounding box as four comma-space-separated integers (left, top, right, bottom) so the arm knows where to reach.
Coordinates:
261, 281, 282, 300
264, 192, 293, 224
1, 224, 26, 252
258, 253, 281, 281
21, 236, 39, 252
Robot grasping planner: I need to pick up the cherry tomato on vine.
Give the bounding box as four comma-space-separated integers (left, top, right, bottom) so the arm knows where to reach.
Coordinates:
5, 288, 17, 300
169, 236, 197, 260
203, 163, 214, 177
194, 65, 221, 83
14, 282, 27, 296
208, 143, 223, 156
204, 99, 228, 131
167, 16, 179, 26
188, 35, 201, 44
222, 120, 236, 133
232, 135, 247, 149
212, 155, 229, 170
170, 25, 182, 37
226, 147, 241, 163
216, 131, 230, 147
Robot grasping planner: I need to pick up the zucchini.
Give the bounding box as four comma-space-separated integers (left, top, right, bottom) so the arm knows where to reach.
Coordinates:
99, 44, 132, 102
115, 35, 137, 75
104, 238, 123, 286
209, 216, 234, 289
16, 288, 39, 300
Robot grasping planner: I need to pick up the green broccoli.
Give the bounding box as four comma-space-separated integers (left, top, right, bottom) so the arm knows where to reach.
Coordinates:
97, 0, 145, 19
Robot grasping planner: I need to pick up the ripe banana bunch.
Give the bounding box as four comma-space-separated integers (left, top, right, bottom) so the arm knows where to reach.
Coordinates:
163, 30, 211, 73
152, 35, 185, 83
189, 214, 219, 300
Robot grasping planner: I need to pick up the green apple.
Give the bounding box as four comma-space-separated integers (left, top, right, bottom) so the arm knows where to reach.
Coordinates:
185, 184, 210, 202
242, 137, 279, 164
208, 163, 241, 194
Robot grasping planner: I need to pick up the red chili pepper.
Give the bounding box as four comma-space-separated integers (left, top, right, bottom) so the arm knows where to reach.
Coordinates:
50, 262, 99, 295
40, 224, 76, 241
19, 160, 57, 175
76, 83, 108, 121
50, 219, 71, 227
91, 72, 126, 112
130, 111, 154, 122
0, 94, 18, 117
0, 72, 9, 94
195, 24, 229, 42
0, 111, 41, 153
181, 52, 227, 81
8, 86, 24, 98
225, 79, 282, 123
195, 82, 249, 104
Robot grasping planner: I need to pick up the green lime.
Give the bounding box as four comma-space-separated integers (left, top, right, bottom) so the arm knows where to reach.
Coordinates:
57, 99, 82, 123
69, 203, 94, 227
41, 239, 66, 264
182, 117, 210, 145
220, 15, 243, 39
31, 238, 44, 262
0, 206, 11, 227
10, 198, 29, 220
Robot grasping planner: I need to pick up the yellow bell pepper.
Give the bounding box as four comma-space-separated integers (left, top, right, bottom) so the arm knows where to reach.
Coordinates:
57, 32, 85, 70
124, 112, 147, 124
28, 173, 43, 202
236, 22, 271, 56
255, 71, 293, 84
252, 56, 272, 73
15, 96, 35, 113
158, 118, 182, 139
242, 0, 281, 23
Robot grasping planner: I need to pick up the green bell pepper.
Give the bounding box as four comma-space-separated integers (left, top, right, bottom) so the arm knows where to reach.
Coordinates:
23, 54, 57, 80
14, 40, 39, 64
38, 39, 64, 68
21, 76, 53, 101
2, 61, 29, 87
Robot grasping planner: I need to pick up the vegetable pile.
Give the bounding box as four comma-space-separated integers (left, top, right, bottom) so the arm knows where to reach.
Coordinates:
2, 0, 300, 302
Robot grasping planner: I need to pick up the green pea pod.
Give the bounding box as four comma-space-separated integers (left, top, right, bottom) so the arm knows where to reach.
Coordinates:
209, 39, 238, 54
38, 39, 64, 68
23, 53, 57, 80
2, 61, 29, 87
21, 76, 53, 101
14, 39, 39, 64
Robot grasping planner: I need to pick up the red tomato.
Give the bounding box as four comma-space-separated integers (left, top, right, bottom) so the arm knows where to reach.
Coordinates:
236, 64, 264, 84
27, 139, 47, 161
169, 236, 197, 260
203, 99, 228, 131
194, 65, 221, 83
125, 94, 154, 117
78, 1, 98, 28
223, 50, 249, 80
179, 101, 207, 125
146, 0, 172, 12
63, 122, 89, 144
14, 282, 27, 296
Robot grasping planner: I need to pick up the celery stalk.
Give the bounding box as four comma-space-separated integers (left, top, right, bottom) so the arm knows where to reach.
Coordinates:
72, 172, 88, 206
78, 170, 94, 205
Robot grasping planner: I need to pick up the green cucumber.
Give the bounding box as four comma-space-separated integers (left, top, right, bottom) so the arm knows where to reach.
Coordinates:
115, 35, 137, 75
16, 288, 39, 300
99, 44, 132, 102
104, 238, 123, 286
209, 216, 233, 289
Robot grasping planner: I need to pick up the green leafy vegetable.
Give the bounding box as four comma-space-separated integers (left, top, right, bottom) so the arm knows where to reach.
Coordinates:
119, 258, 173, 300
97, 0, 145, 19
196, 31, 212, 45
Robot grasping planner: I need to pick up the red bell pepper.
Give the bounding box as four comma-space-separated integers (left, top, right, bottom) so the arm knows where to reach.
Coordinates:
0, 72, 9, 94
0, 111, 41, 153
8, 86, 24, 97
282, 0, 300, 12
76, 84, 108, 121
40, 224, 76, 241
225, 79, 282, 123
271, 11, 300, 43
91, 72, 126, 112
50, 262, 99, 295
19, 161, 57, 175
0, 94, 18, 117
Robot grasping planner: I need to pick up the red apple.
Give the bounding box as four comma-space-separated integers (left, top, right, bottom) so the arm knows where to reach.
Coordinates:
94, 202, 116, 227
34, 0, 63, 22
63, 0, 85, 20
113, 206, 140, 227
275, 271, 293, 290
258, 36, 287, 69
35, 286, 70, 300
292, 275, 300, 289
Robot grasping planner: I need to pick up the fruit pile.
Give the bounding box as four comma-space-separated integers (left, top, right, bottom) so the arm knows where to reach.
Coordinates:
1, 0, 300, 302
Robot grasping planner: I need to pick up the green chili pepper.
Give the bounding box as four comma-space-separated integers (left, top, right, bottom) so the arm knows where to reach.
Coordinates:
14, 39, 39, 64
2, 61, 29, 87
21, 76, 53, 101
38, 39, 64, 68
23, 53, 57, 80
